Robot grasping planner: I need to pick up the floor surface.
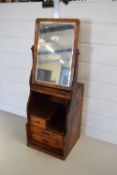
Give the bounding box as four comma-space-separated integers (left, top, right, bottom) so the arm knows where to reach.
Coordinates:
0, 110, 117, 175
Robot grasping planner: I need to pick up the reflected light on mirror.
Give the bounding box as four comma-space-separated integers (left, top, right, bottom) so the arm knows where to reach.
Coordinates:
38, 38, 45, 49
39, 38, 45, 43
46, 44, 54, 53
60, 59, 64, 64
51, 36, 60, 42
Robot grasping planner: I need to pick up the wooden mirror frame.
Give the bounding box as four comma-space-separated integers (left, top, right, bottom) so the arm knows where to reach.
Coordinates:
32, 18, 80, 91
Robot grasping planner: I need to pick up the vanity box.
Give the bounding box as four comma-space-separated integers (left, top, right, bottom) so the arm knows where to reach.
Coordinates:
26, 18, 84, 160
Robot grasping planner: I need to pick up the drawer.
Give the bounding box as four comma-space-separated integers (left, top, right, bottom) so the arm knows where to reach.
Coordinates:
30, 115, 46, 129
30, 126, 63, 142
31, 133, 63, 149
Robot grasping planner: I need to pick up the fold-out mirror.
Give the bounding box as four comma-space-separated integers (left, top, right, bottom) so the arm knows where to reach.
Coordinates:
32, 18, 80, 90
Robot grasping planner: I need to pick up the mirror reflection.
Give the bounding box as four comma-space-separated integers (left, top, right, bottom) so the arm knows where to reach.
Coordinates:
36, 22, 75, 86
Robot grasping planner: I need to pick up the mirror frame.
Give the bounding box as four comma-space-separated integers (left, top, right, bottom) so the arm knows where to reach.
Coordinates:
32, 18, 80, 91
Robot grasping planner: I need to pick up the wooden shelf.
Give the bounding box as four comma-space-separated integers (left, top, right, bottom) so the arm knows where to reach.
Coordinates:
31, 84, 71, 100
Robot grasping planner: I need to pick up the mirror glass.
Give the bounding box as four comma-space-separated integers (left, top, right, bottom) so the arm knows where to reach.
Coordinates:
35, 21, 76, 87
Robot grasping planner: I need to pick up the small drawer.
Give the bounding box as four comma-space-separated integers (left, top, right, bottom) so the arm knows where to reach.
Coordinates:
30, 115, 46, 129
31, 133, 63, 149
30, 126, 64, 142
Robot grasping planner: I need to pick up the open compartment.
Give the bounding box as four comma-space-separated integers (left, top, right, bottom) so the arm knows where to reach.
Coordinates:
28, 91, 69, 133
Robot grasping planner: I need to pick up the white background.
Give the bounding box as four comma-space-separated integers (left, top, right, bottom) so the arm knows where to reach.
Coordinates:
0, 1, 117, 144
